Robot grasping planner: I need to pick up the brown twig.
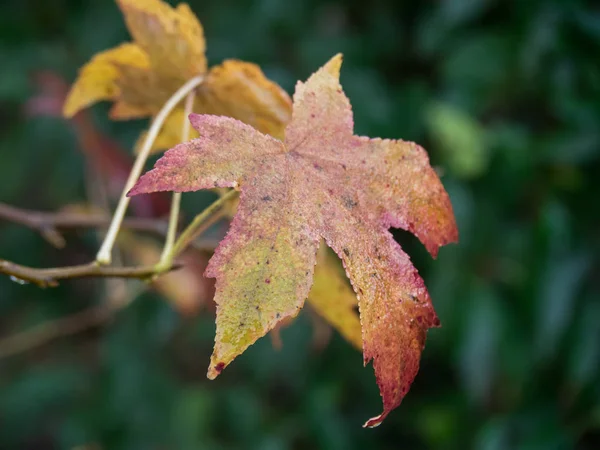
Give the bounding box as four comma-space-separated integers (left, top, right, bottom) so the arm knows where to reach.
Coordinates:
0, 202, 170, 248
0, 259, 179, 288
0, 304, 112, 359
0, 284, 146, 359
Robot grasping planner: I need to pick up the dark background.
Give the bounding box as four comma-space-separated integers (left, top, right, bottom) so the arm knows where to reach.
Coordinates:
1, 0, 600, 449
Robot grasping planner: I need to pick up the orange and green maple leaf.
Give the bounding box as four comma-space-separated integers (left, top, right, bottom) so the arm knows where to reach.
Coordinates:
129, 54, 458, 427
63, 0, 291, 150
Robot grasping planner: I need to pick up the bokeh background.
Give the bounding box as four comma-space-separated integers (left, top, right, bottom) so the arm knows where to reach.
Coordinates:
1, 0, 600, 449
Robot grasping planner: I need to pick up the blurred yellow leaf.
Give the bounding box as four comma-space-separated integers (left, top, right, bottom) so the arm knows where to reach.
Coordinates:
63, 43, 153, 119
426, 102, 489, 179
64, 0, 291, 151
119, 0, 207, 80
196, 60, 291, 142
307, 243, 362, 350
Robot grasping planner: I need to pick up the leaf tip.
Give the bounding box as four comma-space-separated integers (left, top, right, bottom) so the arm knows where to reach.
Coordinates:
427, 224, 459, 259
127, 179, 148, 197
188, 112, 203, 129
363, 413, 386, 428
323, 53, 343, 79
62, 101, 76, 119
62, 87, 82, 118
207, 361, 226, 380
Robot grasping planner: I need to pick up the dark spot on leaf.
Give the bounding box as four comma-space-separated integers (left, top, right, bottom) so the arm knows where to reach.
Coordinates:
276, 313, 281, 318
342, 196, 358, 209
343, 248, 350, 257
266, 259, 270, 265
433, 317, 441, 327
214, 362, 225, 373
265, 278, 271, 284
262, 195, 272, 201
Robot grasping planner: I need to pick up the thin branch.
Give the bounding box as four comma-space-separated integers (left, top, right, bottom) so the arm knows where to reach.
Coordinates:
96, 75, 205, 265
0, 259, 179, 288
0, 304, 111, 359
0, 284, 145, 360
0, 201, 225, 256
159, 89, 196, 266
0, 202, 170, 247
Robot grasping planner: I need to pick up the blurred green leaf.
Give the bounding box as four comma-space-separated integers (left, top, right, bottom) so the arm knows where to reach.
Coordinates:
426, 101, 489, 178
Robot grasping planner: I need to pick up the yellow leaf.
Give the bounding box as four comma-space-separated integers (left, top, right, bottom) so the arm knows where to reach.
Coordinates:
63, 43, 151, 118
196, 60, 292, 141
117, 0, 207, 80
65, 0, 291, 149
109, 99, 155, 120
307, 243, 362, 350
64, 0, 205, 119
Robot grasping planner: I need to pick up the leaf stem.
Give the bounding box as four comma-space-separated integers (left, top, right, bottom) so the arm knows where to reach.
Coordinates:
167, 189, 237, 264
159, 90, 196, 266
95, 75, 204, 265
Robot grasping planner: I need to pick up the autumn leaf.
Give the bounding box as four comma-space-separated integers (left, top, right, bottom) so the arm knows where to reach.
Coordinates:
63, 0, 291, 150
128, 54, 458, 427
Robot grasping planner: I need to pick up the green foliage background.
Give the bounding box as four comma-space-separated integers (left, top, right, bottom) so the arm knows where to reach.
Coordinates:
1, 0, 599, 448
